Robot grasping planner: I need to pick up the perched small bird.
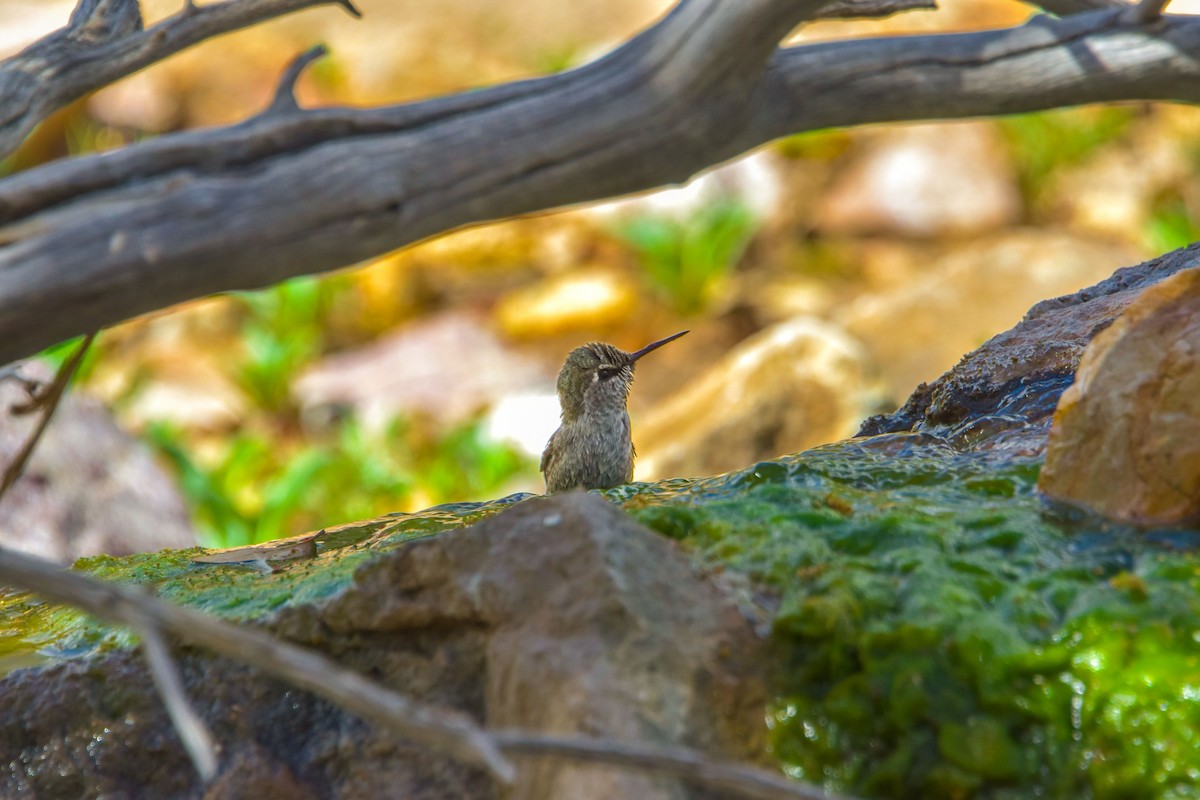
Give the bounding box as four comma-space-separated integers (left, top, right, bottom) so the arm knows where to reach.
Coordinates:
541, 331, 688, 493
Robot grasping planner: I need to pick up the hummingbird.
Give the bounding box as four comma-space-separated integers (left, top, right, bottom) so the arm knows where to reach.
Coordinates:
541, 330, 688, 493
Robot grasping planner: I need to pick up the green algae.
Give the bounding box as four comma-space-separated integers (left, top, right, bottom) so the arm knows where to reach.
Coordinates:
3, 435, 1198, 798
0, 494, 529, 668
622, 440, 1200, 800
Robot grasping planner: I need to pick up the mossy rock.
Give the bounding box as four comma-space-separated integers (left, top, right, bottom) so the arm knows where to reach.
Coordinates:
2, 437, 1198, 799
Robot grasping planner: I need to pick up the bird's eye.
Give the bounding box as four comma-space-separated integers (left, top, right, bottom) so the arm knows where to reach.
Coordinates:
597, 365, 620, 380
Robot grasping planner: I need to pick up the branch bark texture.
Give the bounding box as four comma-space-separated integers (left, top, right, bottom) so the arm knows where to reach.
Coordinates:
2, 1, 1199, 363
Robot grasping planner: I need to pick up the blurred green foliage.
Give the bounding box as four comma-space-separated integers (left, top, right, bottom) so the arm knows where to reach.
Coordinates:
19, 272, 534, 550
148, 414, 529, 549
999, 107, 1137, 205
614, 198, 761, 315
232, 276, 325, 413
1145, 193, 1200, 255
35, 334, 103, 385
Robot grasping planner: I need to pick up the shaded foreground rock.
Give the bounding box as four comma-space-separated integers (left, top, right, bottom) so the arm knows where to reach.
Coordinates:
859, 241, 1200, 454
1038, 267, 1200, 525
0, 494, 766, 799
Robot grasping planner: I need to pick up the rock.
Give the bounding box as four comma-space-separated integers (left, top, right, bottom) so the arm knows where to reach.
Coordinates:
294, 312, 548, 429
118, 353, 248, 431
0, 494, 766, 799
494, 266, 639, 340
0, 378, 195, 563
1038, 268, 1200, 526
860, 241, 1200, 454
815, 121, 1021, 237
635, 316, 880, 480
838, 231, 1136, 400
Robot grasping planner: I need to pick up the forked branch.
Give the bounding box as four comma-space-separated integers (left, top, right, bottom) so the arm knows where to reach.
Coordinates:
0, 0, 360, 160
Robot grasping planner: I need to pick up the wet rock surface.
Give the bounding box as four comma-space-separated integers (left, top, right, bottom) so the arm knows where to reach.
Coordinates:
0, 494, 765, 800
859, 241, 1200, 454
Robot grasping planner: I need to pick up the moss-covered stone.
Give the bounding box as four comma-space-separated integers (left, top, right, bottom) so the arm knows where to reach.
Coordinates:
621, 439, 1200, 800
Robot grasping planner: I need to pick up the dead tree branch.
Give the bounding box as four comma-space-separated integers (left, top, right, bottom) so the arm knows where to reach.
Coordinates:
0, 0, 360, 161
2, 3, 1199, 364
0, 544, 851, 800
816, 0, 937, 18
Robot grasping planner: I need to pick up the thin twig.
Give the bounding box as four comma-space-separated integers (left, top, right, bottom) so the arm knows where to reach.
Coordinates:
1136, 0, 1171, 22
0, 544, 856, 800
135, 618, 219, 782
495, 732, 852, 800
0, 332, 95, 503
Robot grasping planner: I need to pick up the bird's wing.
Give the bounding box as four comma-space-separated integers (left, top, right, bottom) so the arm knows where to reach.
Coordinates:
539, 428, 558, 476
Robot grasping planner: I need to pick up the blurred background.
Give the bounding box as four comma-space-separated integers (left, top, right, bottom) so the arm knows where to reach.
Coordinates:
3, 0, 1200, 557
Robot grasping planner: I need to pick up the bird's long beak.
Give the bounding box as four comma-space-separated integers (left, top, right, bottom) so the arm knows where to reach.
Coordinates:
628, 330, 689, 363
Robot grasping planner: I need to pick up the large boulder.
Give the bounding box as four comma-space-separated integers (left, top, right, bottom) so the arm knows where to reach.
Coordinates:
6, 245, 1200, 800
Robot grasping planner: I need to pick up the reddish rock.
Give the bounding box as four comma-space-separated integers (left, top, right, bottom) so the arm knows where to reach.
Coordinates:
1038, 268, 1200, 526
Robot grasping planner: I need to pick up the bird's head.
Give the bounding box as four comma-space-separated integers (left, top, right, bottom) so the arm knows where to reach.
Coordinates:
554, 331, 688, 421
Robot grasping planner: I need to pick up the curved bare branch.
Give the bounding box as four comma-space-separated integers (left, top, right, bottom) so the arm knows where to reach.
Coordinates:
2, 4, 1199, 364
0, 0, 361, 160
